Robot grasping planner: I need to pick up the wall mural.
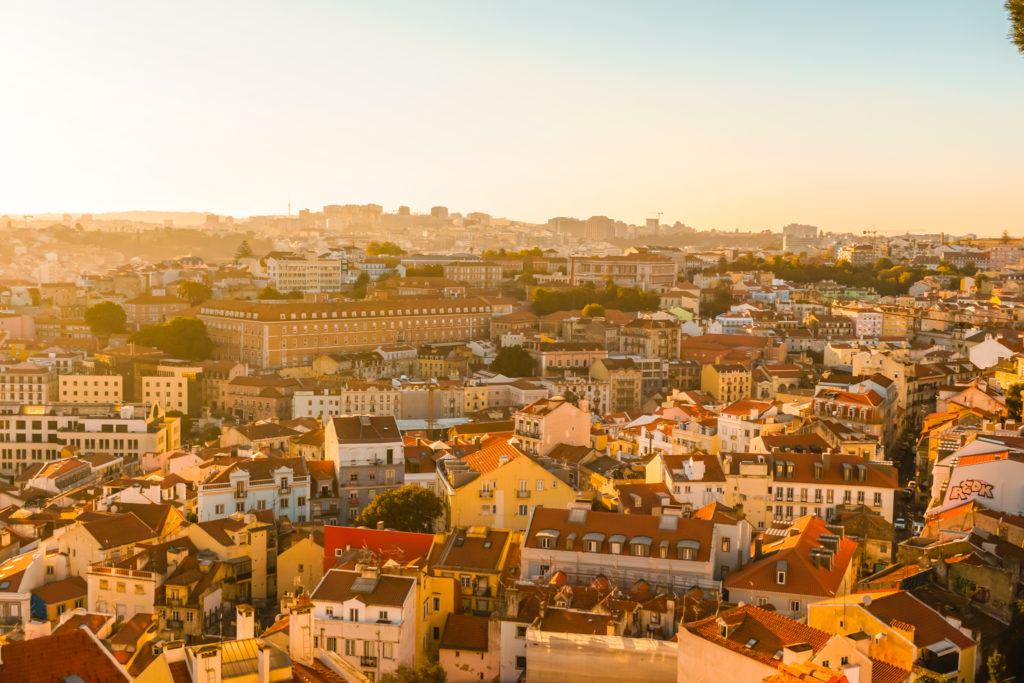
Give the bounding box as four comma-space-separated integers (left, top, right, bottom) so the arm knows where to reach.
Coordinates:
948, 479, 994, 501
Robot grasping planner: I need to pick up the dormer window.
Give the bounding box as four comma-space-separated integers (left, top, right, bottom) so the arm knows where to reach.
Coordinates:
776, 559, 788, 585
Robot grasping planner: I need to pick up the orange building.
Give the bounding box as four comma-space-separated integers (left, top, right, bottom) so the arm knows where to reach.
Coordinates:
198, 296, 493, 369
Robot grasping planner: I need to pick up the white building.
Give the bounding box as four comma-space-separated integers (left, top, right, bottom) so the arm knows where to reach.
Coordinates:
309, 566, 417, 679
521, 504, 750, 593
196, 456, 310, 522
266, 252, 348, 293
58, 375, 124, 403
324, 416, 405, 521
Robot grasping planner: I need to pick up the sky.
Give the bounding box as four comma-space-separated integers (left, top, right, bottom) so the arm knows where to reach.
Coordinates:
2, 1, 1023, 235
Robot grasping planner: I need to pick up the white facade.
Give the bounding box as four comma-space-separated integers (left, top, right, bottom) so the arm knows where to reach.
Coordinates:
311, 569, 417, 679
197, 460, 310, 523
267, 253, 348, 293
142, 376, 189, 414
59, 375, 124, 403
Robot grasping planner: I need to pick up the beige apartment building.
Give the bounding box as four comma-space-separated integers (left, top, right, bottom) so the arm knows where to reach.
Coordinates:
58, 375, 124, 403
442, 261, 502, 288
198, 297, 492, 369
142, 376, 189, 414
570, 254, 678, 292
0, 361, 57, 404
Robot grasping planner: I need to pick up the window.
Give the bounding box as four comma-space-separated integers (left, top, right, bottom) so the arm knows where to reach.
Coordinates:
214, 504, 224, 515
721, 537, 731, 552
461, 575, 472, 589
536, 479, 544, 491
756, 597, 768, 607
516, 625, 527, 638
345, 639, 356, 656
379, 610, 388, 621
349, 608, 359, 621
516, 656, 527, 670
382, 642, 393, 659
518, 504, 528, 516
789, 600, 801, 613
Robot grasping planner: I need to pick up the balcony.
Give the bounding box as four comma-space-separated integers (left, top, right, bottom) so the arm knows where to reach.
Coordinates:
166, 619, 183, 630
478, 489, 494, 498
516, 490, 531, 499
279, 486, 291, 496
233, 490, 247, 500
360, 656, 378, 668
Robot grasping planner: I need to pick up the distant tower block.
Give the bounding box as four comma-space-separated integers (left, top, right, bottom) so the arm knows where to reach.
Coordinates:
646, 217, 659, 234
430, 206, 449, 219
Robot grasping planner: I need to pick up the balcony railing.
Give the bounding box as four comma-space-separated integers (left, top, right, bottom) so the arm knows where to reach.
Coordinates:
479, 489, 494, 498
360, 656, 378, 668
166, 619, 183, 630
516, 490, 531, 499
233, 490, 247, 499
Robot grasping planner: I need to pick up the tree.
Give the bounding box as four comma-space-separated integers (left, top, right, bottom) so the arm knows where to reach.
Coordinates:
405, 264, 444, 277
379, 663, 446, 683
258, 285, 283, 299
177, 280, 213, 306
199, 423, 221, 444
130, 317, 214, 360
366, 241, 405, 256
490, 345, 537, 377
1010, 383, 1024, 421
84, 301, 127, 336
351, 272, 371, 299
1009, 0, 1024, 54
354, 485, 444, 534
988, 648, 1009, 683
235, 240, 254, 260
582, 303, 605, 317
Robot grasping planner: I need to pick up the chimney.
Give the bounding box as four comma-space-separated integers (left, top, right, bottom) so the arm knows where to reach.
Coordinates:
781, 642, 814, 665
163, 641, 186, 663
288, 604, 314, 666
24, 618, 52, 641
194, 645, 223, 683
377, 520, 385, 531
257, 642, 272, 683
753, 537, 763, 560
235, 604, 255, 640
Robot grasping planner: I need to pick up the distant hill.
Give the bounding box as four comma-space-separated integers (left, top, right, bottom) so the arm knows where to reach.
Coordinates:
6, 211, 209, 226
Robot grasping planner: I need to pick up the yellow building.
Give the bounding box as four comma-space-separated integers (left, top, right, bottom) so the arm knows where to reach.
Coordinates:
439, 435, 577, 531
808, 591, 978, 682
276, 529, 324, 602
700, 363, 751, 404
426, 527, 520, 617
880, 307, 910, 337
187, 514, 276, 602
30, 576, 87, 623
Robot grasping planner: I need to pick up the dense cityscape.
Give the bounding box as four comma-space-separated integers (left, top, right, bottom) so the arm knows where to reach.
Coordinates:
5, 1, 1024, 682
0, 206, 1019, 683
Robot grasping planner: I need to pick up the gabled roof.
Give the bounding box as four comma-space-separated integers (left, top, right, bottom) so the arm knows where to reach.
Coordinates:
862, 591, 974, 650
724, 516, 857, 598
82, 512, 157, 549
686, 604, 831, 667
311, 568, 415, 607
0, 627, 130, 682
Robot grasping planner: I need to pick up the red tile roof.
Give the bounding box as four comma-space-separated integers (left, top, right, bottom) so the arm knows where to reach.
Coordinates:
687, 604, 831, 667
863, 590, 974, 650
0, 628, 130, 682
724, 516, 857, 598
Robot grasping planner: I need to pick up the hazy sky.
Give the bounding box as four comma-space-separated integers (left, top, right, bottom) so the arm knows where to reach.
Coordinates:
2, 1, 1023, 235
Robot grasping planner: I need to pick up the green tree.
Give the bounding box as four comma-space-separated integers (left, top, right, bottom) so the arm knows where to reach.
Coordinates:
84, 301, 127, 336
582, 302, 605, 317
490, 345, 538, 377
988, 648, 1009, 683
176, 280, 213, 306
366, 241, 405, 256
1009, 384, 1024, 421
199, 423, 221, 444
351, 272, 371, 299
130, 317, 214, 360
354, 485, 444, 534
166, 410, 192, 440
379, 663, 446, 683
258, 285, 283, 299
702, 280, 735, 318
235, 240, 254, 260
1009, 0, 1024, 54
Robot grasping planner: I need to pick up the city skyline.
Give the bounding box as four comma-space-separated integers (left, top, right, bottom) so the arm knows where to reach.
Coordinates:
2, 2, 1023, 235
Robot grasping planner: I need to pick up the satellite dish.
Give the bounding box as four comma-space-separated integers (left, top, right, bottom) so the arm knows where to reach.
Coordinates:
863, 595, 872, 606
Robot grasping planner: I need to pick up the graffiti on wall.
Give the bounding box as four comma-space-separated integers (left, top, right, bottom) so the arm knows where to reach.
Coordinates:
949, 479, 994, 501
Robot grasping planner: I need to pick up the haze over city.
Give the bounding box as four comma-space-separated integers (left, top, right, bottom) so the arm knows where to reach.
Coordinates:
3, 1, 1024, 235
4, 3, 1024, 683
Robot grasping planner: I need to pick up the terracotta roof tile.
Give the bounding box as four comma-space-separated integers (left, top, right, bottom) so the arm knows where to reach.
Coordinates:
0, 628, 130, 682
